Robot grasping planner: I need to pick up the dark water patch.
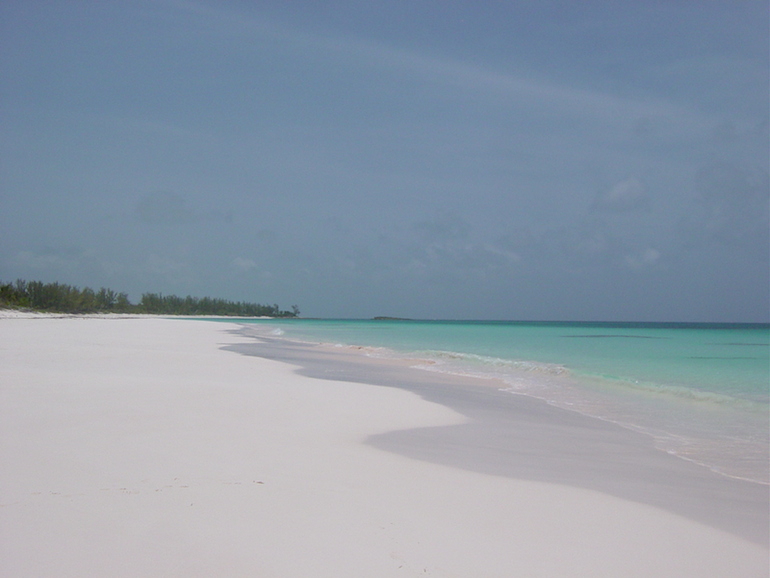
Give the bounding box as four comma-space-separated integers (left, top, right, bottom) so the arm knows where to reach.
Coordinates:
689, 356, 763, 360
562, 335, 663, 339
718, 343, 770, 347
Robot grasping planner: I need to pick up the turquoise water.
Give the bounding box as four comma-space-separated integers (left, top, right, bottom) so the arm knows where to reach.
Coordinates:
229, 319, 770, 483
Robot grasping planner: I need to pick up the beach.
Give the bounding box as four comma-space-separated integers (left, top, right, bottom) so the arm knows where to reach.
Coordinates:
1, 316, 767, 577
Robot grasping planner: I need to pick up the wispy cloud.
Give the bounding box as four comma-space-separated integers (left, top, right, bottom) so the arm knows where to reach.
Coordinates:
134, 193, 232, 226
592, 178, 651, 213
680, 161, 770, 250
231, 257, 258, 272
624, 248, 661, 269
15, 249, 82, 271
167, 0, 705, 130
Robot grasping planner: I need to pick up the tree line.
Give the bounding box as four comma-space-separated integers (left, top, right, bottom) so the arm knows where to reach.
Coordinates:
0, 279, 299, 317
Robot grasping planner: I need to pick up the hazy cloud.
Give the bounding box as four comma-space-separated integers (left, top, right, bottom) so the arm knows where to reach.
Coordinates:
15, 249, 79, 272
135, 193, 197, 225
683, 162, 769, 249
413, 213, 471, 242
145, 254, 192, 285
592, 178, 650, 213
624, 248, 661, 269
232, 257, 258, 272
135, 193, 232, 225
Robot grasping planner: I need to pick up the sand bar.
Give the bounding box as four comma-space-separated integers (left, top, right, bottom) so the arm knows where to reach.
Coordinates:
1, 316, 767, 577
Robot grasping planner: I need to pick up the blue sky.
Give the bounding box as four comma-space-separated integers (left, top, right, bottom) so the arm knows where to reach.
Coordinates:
1, 1, 768, 321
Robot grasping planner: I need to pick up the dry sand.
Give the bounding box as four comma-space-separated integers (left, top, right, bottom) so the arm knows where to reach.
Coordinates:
1, 316, 767, 577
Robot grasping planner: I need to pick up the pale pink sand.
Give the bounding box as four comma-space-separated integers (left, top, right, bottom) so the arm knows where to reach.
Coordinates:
1, 317, 767, 577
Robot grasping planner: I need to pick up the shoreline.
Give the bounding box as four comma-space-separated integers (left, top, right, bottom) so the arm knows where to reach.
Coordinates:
228, 326, 770, 546
229, 319, 770, 486
1, 317, 767, 576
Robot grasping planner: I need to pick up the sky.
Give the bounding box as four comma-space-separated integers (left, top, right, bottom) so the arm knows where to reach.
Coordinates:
1, 1, 768, 321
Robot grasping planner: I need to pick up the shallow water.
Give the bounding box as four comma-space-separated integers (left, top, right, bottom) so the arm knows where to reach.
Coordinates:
223, 319, 769, 484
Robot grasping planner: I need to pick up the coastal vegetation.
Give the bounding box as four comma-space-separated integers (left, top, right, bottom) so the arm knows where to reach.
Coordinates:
0, 279, 299, 317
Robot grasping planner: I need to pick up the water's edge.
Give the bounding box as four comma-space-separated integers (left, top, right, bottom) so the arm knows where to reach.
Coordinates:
222, 325, 770, 546
227, 319, 769, 485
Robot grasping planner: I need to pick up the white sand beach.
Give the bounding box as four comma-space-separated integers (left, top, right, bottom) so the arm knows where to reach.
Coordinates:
1, 316, 767, 577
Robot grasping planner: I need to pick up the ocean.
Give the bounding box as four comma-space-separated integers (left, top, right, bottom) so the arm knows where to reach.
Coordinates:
226, 319, 769, 484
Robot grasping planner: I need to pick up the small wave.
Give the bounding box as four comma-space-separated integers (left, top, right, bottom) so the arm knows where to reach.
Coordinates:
497, 378, 769, 484
579, 372, 767, 410
415, 349, 571, 377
